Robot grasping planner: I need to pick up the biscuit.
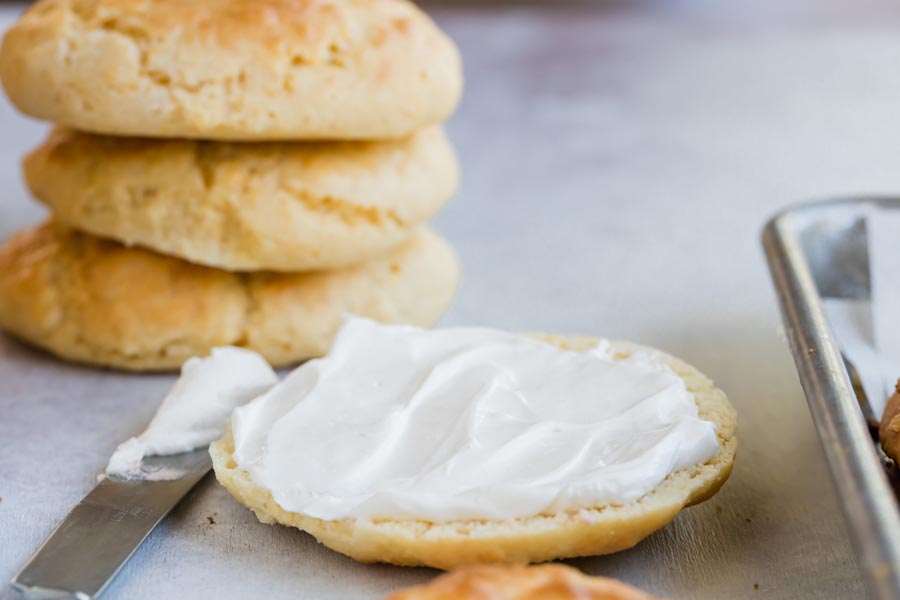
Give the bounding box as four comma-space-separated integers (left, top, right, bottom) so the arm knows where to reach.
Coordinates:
879, 379, 900, 463
24, 127, 458, 272
210, 336, 737, 569
0, 0, 462, 140
0, 223, 459, 371
383, 564, 659, 600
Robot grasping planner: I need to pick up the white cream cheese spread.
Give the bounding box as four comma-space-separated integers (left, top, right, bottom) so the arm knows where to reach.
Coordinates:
106, 347, 278, 478
230, 317, 719, 522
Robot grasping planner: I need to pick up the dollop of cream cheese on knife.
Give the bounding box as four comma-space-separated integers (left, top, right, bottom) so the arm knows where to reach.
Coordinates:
230, 317, 720, 522
106, 347, 278, 478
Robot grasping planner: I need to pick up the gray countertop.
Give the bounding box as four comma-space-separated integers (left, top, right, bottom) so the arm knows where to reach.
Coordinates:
3, 0, 900, 597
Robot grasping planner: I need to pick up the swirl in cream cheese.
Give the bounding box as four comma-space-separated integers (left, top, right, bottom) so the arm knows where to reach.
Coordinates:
230, 317, 719, 522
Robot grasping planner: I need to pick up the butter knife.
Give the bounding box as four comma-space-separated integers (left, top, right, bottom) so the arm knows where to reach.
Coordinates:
10, 449, 211, 600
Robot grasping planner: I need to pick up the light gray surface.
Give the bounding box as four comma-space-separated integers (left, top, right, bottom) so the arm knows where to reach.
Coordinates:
3, 0, 900, 597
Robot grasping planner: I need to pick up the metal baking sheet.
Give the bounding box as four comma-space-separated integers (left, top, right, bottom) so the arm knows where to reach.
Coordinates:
763, 198, 900, 600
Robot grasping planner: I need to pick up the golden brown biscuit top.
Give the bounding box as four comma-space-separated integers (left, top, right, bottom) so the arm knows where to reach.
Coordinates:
383, 565, 660, 600
19, 0, 431, 62
879, 379, 900, 463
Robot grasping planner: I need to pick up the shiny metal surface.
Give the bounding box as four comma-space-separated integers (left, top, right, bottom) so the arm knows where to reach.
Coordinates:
10, 451, 211, 600
763, 198, 900, 600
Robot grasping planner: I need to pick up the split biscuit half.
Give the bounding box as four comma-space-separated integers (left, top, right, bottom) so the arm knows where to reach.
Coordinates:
211, 335, 737, 569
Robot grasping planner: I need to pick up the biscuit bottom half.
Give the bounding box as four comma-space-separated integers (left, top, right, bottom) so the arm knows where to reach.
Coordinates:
210, 336, 737, 569
0, 222, 459, 371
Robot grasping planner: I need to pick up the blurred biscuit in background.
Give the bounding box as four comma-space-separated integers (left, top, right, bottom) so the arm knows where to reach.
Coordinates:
383, 564, 661, 600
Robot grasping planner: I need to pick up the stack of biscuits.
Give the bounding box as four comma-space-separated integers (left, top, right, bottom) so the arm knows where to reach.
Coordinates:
0, 0, 463, 371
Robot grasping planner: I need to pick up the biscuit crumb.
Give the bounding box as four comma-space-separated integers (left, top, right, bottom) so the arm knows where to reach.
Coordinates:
807, 347, 815, 354
207, 515, 217, 525
753, 583, 759, 590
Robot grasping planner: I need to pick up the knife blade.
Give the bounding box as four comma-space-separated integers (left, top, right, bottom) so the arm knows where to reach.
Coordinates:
10, 449, 212, 600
